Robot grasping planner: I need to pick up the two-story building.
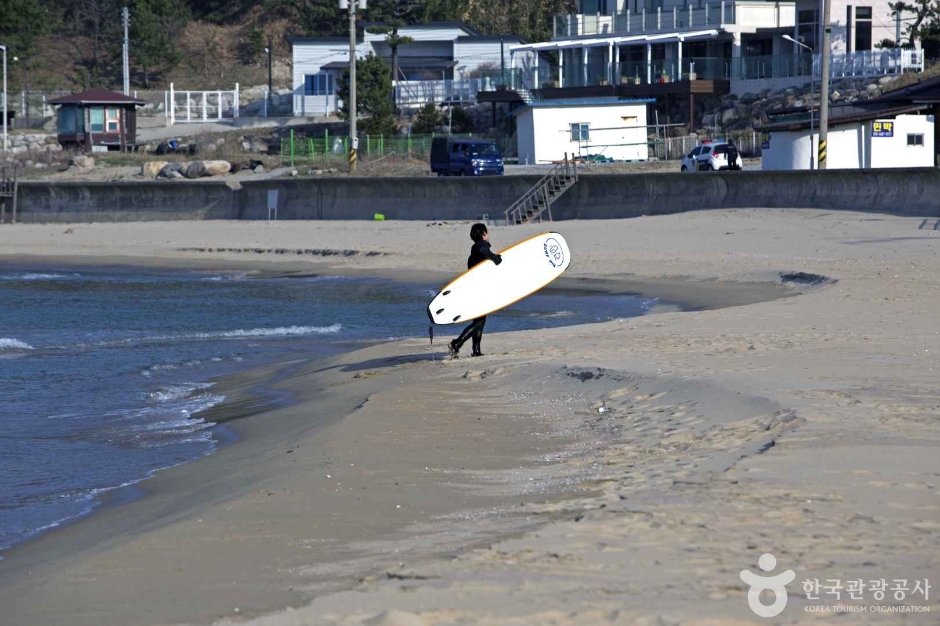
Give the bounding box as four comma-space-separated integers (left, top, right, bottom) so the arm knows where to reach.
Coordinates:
481, 0, 923, 130
291, 22, 536, 117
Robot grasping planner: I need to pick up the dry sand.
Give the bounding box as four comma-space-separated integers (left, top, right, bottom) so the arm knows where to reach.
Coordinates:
0, 211, 938, 625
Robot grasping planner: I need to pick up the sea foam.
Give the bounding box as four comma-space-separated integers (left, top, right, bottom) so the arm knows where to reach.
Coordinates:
0, 338, 34, 351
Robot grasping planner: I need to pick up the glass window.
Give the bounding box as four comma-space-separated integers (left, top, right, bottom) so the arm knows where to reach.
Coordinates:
106, 108, 120, 132
855, 21, 872, 51
570, 123, 589, 141
90, 107, 104, 132
907, 134, 925, 146
798, 9, 817, 22
304, 73, 334, 96
470, 144, 499, 156
688, 147, 702, 158
57, 108, 76, 134
854, 6, 873, 51
701, 146, 712, 154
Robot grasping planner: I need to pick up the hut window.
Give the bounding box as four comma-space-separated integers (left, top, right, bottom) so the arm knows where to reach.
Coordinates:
58, 108, 77, 134
90, 107, 105, 132
106, 108, 120, 132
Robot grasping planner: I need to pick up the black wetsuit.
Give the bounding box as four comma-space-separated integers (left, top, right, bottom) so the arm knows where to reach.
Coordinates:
451, 240, 502, 355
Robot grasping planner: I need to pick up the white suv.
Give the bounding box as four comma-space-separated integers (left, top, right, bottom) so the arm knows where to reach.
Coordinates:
680, 141, 742, 172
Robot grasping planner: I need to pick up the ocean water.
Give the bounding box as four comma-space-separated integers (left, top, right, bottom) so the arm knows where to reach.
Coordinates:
0, 267, 654, 552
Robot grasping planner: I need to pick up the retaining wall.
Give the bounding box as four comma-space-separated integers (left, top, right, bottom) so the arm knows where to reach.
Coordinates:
15, 181, 238, 223
10, 169, 940, 224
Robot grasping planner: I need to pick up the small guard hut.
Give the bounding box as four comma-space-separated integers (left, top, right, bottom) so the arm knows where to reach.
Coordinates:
50, 89, 146, 152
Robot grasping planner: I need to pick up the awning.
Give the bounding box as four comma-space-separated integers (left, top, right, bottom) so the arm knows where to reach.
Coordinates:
510, 29, 720, 53
321, 57, 458, 70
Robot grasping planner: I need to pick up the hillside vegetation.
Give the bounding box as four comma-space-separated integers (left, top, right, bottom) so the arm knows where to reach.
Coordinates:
0, 0, 575, 94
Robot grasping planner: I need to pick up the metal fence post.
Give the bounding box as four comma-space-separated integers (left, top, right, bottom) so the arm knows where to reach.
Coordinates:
290, 129, 295, 167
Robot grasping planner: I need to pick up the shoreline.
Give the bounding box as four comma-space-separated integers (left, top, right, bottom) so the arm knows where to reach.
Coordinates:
0, 251, 798, 311
0, 250, 796, 624
1, 215, 936, 624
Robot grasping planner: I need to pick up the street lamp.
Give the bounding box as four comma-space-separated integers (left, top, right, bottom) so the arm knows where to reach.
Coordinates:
783, 34, 815, 170
264, 39, 273, 107
0, 44, 7, 153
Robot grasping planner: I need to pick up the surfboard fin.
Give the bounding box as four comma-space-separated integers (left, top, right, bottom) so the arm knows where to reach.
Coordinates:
426, 306, 434, 345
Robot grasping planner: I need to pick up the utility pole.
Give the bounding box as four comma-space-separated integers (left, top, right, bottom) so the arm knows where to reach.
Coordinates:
783, 35, 815, 169
500, 37, 506, 79
340, 0, 362, 172
123, 6, 130, 95
267, 36, 273, 106
1, 45, 7, 153
818, 0, 831, 169
895, 8, 901, 47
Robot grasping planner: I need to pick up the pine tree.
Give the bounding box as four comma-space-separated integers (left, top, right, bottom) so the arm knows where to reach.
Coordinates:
412, 103, 442, 133
0, 0, 54, 124
337, 53, 399, 137
131, 0, 190, 88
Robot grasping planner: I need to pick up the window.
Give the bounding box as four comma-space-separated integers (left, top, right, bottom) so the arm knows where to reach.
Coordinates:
470, 144, 499, 156
797, 9, 818, 50
90, 107, 104, 132
687, 147, 702, 158
907, 134, 925, 146
304, 73, 334, 96
570, 123, 589, 141
854, 6, 872, 51
700, 146, 712, 154
57, 108, 76, 135
106, 108, 120, 132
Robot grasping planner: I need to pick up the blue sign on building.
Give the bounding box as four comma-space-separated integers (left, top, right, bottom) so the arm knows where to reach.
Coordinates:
872, 120, 895, 138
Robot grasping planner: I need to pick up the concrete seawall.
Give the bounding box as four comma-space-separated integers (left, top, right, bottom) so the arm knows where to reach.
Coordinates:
12, 169, 940, 224
17, 181, 238, 222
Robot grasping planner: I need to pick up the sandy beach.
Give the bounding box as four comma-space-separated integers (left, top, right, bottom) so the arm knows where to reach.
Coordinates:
1, 211, 938, 625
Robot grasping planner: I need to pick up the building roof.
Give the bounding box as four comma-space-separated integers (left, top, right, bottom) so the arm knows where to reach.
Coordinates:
322, 57, 458, 70
289, 36, 364, 45
49, 88, 146, 106
873, 74, 940, 104
510, 97, 654, 116
291, 22, 482, 45
756, 103, 930, 132
401, 21, 482, 35
455, 35, 529, 44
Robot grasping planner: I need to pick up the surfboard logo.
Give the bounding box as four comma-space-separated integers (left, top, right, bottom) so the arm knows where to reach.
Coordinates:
543, 238, 564, 268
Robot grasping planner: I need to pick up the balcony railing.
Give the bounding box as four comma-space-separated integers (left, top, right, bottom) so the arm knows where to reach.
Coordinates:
554, 0, 795, 37
521, 49, 924, 90
555, 4, 733, 37
394, 79, 488, 107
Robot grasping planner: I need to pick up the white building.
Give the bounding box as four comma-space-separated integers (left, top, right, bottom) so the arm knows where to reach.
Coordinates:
760, 106, 934, 169
515, 98, 651, 164
291, 23, 537, 117
494, 0, 924, 110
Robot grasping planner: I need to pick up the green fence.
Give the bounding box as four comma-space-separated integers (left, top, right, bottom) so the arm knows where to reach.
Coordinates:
279, 131, 512, 167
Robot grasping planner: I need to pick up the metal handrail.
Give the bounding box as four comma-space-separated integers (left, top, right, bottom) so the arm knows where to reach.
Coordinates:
504, 154, 577, 225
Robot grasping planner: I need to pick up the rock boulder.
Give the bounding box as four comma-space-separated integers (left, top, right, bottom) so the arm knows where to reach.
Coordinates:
142, 161, 168, 179
71, 155, 95, 169
202, 160, 231, 176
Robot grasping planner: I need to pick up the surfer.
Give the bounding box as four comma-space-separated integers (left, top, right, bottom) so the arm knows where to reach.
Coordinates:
449, 223, 502, 357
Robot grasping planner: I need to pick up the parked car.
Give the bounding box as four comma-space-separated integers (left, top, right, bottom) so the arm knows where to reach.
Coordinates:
431, 137, 504, 176
680, 140, 742, 172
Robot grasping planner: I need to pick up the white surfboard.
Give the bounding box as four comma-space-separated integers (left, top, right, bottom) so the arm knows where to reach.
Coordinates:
427, 232, 571, 325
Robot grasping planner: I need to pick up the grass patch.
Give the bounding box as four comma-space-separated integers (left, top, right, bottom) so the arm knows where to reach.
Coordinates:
883, 61, 940, 93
